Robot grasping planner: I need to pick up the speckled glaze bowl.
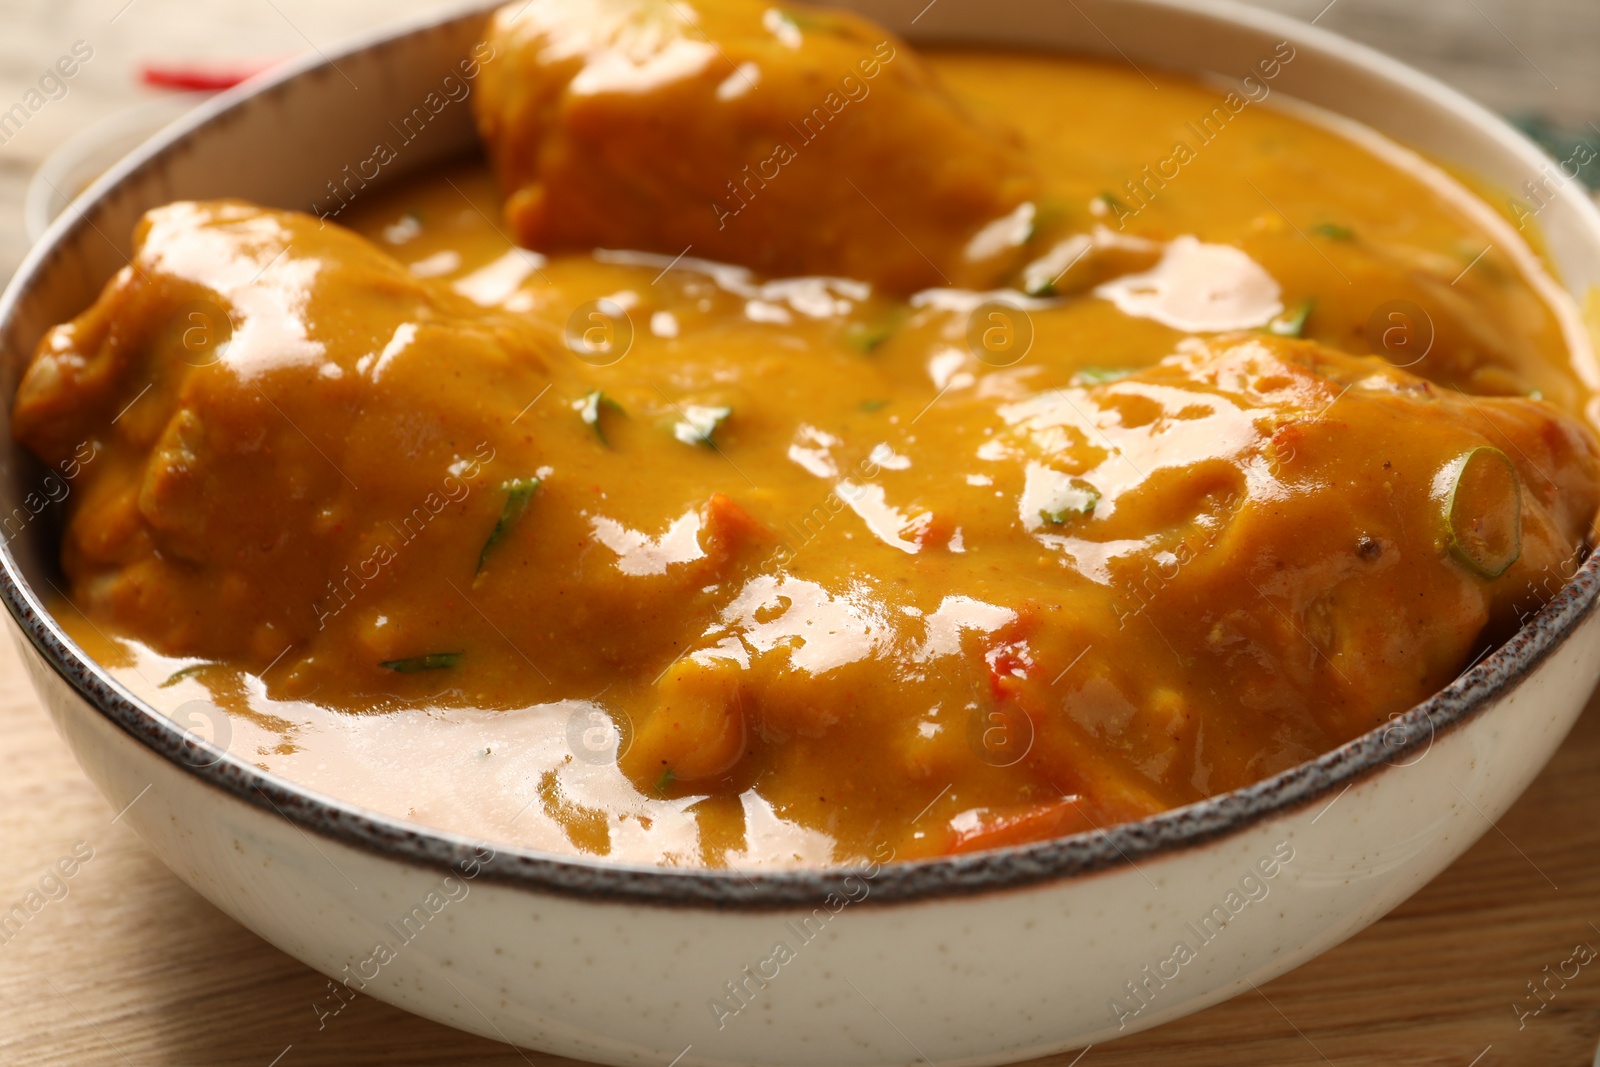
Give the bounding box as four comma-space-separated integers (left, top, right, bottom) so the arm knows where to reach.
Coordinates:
3, 2, 1599, 1064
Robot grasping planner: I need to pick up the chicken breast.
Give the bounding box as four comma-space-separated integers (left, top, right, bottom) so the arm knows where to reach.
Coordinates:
472, 0, 1040, 293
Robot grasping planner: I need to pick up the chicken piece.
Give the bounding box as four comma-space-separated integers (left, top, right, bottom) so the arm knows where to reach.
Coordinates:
11, 202, 772, 699
472, 0, 1039, 293
990, 336, 1600, 750
12, 202, 544, 670
623, 335, 1600, 852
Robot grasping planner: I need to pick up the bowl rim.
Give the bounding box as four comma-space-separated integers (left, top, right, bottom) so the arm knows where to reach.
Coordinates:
3, 0, 1598, 910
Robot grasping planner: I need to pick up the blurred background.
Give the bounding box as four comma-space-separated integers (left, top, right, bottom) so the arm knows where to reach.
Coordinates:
0, 0, 1598, 282
2, 1, 1599, 1064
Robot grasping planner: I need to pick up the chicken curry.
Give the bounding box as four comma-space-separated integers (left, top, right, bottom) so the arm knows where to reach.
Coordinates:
17, 0, 1600, 867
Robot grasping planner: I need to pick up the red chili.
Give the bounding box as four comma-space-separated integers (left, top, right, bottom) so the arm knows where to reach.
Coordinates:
140, 60, 281, 92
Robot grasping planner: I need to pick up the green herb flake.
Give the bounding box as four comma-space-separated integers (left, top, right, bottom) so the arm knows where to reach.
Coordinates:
673, 405, 732, 448
574, 390, 624, 446
380, 652, 463, 673
774, 8, 840, 32
1268, 300, 1314, 338
159, 663, 213, 688
1028, 198, 1068, 243
1040, 478, 1101, 525
654, 767, 677, 794
476, 477, 541, 574
1312, 223, 1354, 241
1074, 366, 1135, 385
844, 320, 895, 354
1095, 191, 1129, 216
860, 399, 890, 412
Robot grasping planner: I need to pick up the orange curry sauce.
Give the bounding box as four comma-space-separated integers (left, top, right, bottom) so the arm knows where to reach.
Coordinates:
16, 1, 1600, 867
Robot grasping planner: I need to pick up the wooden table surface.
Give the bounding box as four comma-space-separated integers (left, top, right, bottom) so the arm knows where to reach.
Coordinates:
3, 0, 1600, 1063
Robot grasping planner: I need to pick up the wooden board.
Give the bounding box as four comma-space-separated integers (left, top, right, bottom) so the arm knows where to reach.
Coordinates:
4, 0, 1600, 1063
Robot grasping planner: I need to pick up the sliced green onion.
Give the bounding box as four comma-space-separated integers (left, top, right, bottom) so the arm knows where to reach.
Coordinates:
160, 663, 213, 688
1026, 198, 1068, 244
1269, 300, 1314, 338
673, 405, 732, 448
1074, 366, 1135, 385
1041, 478, 1101, 525
1096, 191, 1129, 216
575, 390, 624, 446
1312, 223, 1354, 241
1444, 446, 1521, 579
773, 7, 840, 31
380, 652, 463, 673
476, 477, 541, 574
654, 767, 677, 794
860, 399, 890, 412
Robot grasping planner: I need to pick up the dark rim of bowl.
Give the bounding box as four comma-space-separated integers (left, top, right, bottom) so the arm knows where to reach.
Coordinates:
9, 544, 1594, 909
2, 0, 1598, 911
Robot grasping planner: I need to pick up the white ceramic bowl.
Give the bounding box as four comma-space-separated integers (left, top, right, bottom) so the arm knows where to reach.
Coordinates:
22, 93, 206, 243
3, 2, 1599, 1064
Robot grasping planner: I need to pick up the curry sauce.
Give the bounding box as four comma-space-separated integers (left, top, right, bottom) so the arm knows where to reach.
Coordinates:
17, 1, 1600, 868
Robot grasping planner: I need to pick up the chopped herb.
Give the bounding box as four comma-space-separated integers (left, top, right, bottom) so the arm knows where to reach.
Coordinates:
1074, 366, 1135, 385
673, 405, 732, 448
1312, 223, 1354, 241
1445, 446, 1522, 579
844, 320, 895, 354
1454, 242, 1507, 285
160, 663, 213, 688
654, 767, 677, 794
774, 8, 840, 32
476, 477, 541, 574
1023, 233, 1099, 297
1095, 191, 1129, 217
1041, 478, 1101, 525
860, 399, 890, 412
380, 652, 463, 673
1268, 300, 1314, 338
1027, 198, 1068, 244
574, 390, 624, 446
